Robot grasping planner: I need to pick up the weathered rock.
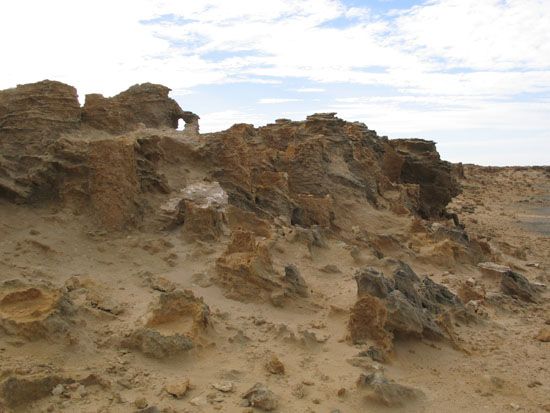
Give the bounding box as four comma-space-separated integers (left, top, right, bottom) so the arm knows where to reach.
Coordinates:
242, 383, 278, 411
390, 139, 460, 218
165, 378, 190, 399
0, 280, 74, 340
122, 328, 194, 358
355, 267, 395, 299
501, 271, 540, 302
123, 290, 210, 358
458, 279, 486, 303
284, 264, 308, 297
202, 113, 457, 225
82, 83, 198, 134
88, 138, 140, 230
348, 263, 464, 348
216, 230, 280, 301
211, 381, 234, 393
160, 181, 228, 239
0, 375, 74, 408
265, 355, 285, 375
357, 372, 424, 407
0, 80, 81, 201
478, 262, 511, 278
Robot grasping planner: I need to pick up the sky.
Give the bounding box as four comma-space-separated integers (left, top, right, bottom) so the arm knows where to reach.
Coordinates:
1, 0, 549, 165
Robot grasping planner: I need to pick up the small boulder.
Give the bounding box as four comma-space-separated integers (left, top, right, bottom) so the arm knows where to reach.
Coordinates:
265, 355, 285, 375
501, 271, 540, 302
357, 372, 424, 407
242, 383, 278, 411
165, 378, 190, 399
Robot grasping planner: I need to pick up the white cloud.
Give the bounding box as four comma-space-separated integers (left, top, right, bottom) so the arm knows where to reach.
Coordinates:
294, 88, 325, 93
258, 98, 302, 104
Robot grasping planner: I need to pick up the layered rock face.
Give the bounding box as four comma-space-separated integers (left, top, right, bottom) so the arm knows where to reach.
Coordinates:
82, 83, 199, 134
0, 80, 81, 201
201, 113, 460, 226
390, 139, 460, 218
0, 81, 459, 228
0, 80, 198, 205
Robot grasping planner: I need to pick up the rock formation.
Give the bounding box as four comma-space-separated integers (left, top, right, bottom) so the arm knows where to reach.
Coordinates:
3, 80, 544, 413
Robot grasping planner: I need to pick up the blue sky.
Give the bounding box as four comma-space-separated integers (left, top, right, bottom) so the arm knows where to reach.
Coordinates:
1, 0, 549, 165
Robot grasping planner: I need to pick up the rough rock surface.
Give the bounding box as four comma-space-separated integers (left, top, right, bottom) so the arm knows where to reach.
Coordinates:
122, 290, 210, 358
82, 83, 199, 134
242, 383, 278, 411
0, 80, 198, 208
348, 263, 465, 349
2, 80, 547, 413
390, 139, 460, 218
0, 280, 74, 340
500, 270, 541, 302
357, 372, 425, 407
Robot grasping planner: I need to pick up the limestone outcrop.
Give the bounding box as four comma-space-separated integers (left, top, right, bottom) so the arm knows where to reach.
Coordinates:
0, 80, 198, 207
348, 262, 466, 349
82, 83, 199, 134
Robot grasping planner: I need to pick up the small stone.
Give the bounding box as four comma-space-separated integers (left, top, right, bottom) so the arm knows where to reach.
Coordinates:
357, 372, 424, 407
241, 383, 278, 411
134, 397, 148, 409
211, 381, 234, 393
190, 395, 207, 406
527, 380, 542, 388
320, 265, 341, 274
165, 378, 190, 399
337, 388, 346, 397
51, 384, 64, 396
265, 355, 285, 375
535, 327, 550, 342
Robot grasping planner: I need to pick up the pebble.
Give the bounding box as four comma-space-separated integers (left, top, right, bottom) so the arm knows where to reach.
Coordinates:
134, 397, 148, 409
51, 384, 64, 396
211, 381, 234, 393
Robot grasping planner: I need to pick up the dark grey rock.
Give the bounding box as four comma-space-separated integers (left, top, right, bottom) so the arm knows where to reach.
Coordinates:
501, 271, 540, 302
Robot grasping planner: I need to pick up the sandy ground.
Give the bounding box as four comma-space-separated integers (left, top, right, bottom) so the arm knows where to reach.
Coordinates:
0, 165, 548, 413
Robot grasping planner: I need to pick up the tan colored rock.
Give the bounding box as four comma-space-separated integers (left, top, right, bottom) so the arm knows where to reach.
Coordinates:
88, 138, 140, 230
0, 280, 73, 340
82, 83, 198, 134
165, 378, 190, 399
265, 355, 285, 375
458, 279, 486, 303
122, 290, 210, 358
535, 327, 550, 342
216, 230, 279, 301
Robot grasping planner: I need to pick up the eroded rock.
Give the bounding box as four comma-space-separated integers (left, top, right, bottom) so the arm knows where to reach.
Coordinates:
122, 290, 210, 358
357, 372, 425, 407
82, 83, 198, 134
242, 383, 278, 411
348, 263, 464, 349
0, 280, 74, 340
501, 271, 540, 302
